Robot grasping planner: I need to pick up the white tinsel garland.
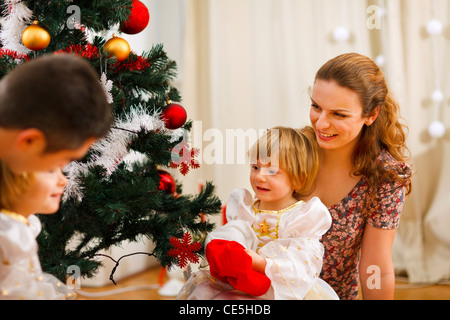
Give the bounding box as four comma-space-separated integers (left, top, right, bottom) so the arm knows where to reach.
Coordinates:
63, 106, 185, 202
0, 0, 33, 54
100, 72, 114, 104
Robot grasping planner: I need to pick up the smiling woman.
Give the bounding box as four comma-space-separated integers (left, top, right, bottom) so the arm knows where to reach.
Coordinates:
304, 53, 412, 300
310, 80, 378, 153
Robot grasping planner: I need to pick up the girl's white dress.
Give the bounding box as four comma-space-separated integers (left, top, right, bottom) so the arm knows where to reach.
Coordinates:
177, 188, 339, 300
0, 211, 75, 300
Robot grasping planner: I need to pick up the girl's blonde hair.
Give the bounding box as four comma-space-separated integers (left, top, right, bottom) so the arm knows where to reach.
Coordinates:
249, 126, 319, 198
0, 161, 34, 210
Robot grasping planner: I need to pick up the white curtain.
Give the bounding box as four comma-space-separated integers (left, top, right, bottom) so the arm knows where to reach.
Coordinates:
180, 0, 450, 284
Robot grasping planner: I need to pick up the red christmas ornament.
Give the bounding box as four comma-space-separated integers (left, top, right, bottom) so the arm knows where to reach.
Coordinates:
157, 169, 176, 194
161, 102, 187, 130
120, 0, 150, 35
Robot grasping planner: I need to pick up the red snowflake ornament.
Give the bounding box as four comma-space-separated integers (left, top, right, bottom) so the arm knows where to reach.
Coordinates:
169, 141, 200, 176
168, 232, 202, 268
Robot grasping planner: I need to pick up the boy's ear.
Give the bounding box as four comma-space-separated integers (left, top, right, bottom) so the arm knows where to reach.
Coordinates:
15, 128, 47, 153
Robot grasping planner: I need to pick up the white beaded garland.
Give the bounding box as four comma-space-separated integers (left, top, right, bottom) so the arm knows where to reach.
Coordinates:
428, 120, 446, 138
375, 54, 386, 68
332, 26, 350, 42
426, 19, 443, 35
431, 89, 444, 103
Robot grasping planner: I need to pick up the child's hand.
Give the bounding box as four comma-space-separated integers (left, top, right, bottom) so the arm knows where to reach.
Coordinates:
245, 249, 267, 274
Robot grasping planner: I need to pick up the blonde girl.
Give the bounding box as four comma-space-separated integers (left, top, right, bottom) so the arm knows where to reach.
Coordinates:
0, 162, 74, 299
178, 127, 338, 300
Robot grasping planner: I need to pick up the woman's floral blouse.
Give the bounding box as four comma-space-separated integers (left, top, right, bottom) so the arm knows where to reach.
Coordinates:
320, 150, 412, 300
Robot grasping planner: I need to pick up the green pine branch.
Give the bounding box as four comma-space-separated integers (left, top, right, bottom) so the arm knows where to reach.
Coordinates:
1, 0, 222, 284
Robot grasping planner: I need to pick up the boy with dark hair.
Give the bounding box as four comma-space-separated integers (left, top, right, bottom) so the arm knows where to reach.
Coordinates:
0, 53, 113, 173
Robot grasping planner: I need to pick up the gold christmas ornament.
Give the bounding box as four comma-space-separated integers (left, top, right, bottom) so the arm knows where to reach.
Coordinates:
22, 21, 51, 51
103, 35, 130, 62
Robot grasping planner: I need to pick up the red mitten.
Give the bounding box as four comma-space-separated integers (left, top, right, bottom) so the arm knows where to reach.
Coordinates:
206, 239, 271, 296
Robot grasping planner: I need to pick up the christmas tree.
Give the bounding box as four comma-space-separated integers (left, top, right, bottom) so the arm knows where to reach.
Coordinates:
0, 0, 221, 283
